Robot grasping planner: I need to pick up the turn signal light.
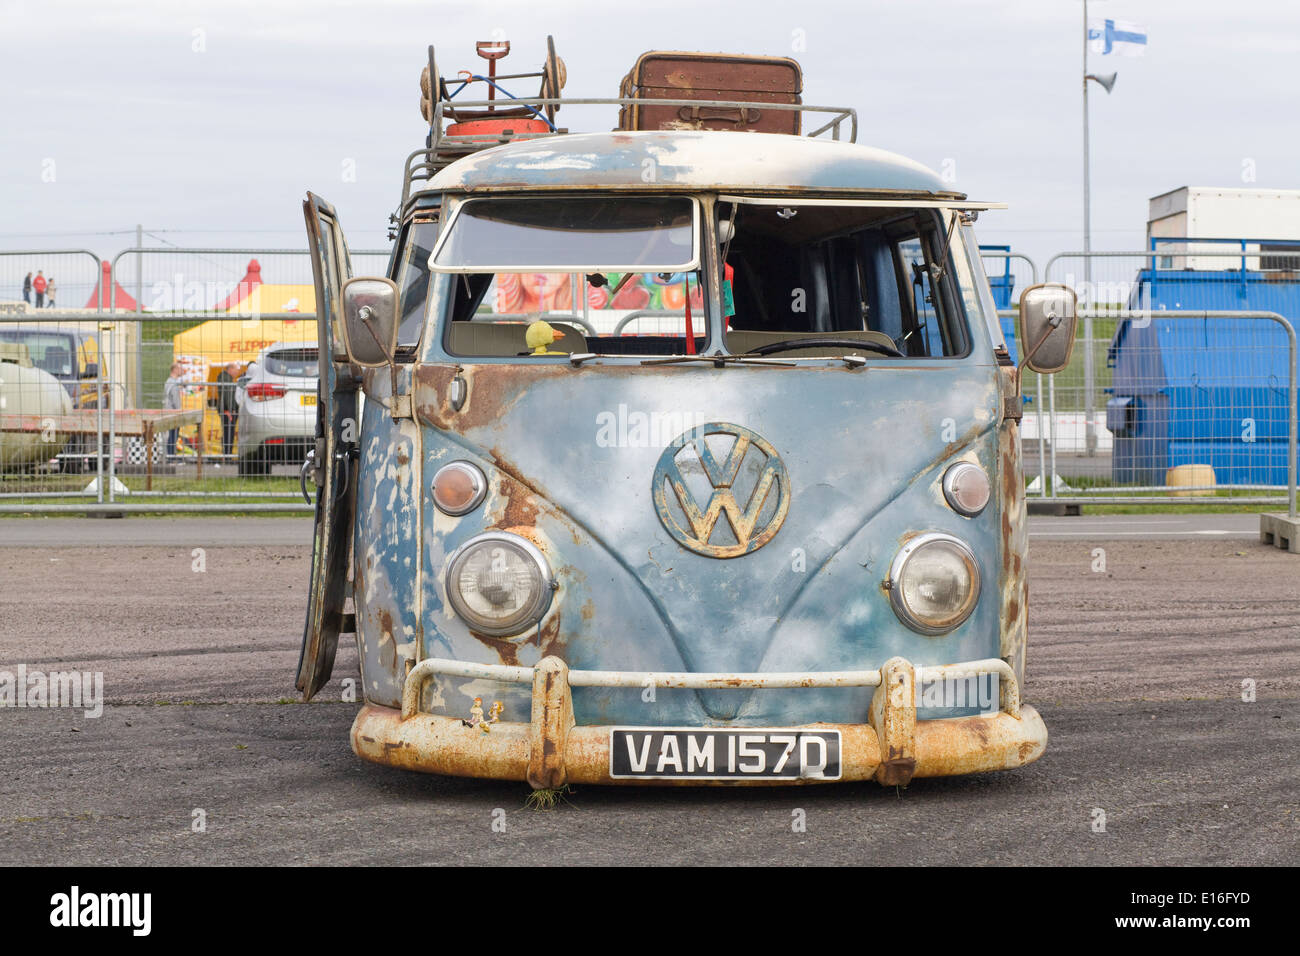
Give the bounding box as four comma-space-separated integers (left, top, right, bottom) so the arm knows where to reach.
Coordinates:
942, 462, 991, 517
432, 461, 487, 516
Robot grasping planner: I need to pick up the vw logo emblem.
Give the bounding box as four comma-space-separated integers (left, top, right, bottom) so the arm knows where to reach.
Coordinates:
652, 422, 790, 558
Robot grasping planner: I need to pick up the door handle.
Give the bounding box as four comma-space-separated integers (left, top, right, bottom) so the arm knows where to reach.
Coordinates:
301, 446, 354, 505
300, 451, 315, 504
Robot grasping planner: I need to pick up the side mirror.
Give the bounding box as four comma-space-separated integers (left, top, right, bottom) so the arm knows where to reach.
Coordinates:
81, 362, 99, 378
1018, 282, 1078, 374
341, 277, 400, 367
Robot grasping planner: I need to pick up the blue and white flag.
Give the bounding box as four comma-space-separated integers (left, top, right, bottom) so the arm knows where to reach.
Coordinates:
1088, 18, 1148, 56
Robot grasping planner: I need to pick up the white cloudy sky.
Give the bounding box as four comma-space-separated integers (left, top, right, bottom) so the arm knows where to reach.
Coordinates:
2, 0, 1297, 271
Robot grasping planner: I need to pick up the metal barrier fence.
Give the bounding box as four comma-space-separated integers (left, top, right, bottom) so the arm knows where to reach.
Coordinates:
980, 250, 1056, 496
0, 311, 331, 512
1013, 308, 1296, 514
108, 248, 390, 410
1043, 249, 1300, 461
0, 250, 103, 314
1, 247, 1296, 516
0, 246, 388, 513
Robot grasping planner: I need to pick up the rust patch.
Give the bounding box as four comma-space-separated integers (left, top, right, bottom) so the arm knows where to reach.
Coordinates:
412, 364, 458, 429
468, 630, 521, 667
579, 599, 595, 622
378, 610, 398, 671
497, 473, 540, 530
414, 363, 569, 434
535, 613, 567, 659
466, 613, 566, 667
396, 447, 410, 466
876, 758, 916, 787
997, 419, 1029, 678
361, 367, 394, 400
917, 421, 987, 485
488, 445, 545, 496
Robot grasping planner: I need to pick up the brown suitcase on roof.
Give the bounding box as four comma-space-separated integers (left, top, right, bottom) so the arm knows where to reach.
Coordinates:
617, 51, 803, 135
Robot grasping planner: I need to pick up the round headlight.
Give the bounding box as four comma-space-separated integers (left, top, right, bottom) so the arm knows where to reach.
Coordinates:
942, 462, 990, 517
445, 532, 554, 636
432, 461, 487, 516
887, 532, 980, 635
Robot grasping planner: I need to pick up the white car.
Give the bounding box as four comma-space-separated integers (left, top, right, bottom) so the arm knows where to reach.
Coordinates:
236, 341, 318, 476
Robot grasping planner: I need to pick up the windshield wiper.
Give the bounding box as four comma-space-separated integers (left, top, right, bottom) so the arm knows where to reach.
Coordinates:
640, 354, 797, 368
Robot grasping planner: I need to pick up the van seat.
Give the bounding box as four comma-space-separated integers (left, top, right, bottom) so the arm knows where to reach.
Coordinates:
725, 328, 898, 357
447, 321, 588, 356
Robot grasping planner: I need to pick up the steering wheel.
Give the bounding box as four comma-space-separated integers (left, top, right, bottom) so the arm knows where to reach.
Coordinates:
743, 337, 903, 358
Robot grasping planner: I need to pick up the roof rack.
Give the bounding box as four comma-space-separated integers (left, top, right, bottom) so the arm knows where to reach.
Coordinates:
393, 44, 859, 225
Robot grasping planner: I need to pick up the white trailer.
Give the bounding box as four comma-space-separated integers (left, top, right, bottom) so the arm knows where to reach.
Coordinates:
1147, 186, 1300, 270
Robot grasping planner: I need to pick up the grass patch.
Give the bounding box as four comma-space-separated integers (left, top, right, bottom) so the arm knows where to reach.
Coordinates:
0, 471, 310, 510
524, 785, 575, 811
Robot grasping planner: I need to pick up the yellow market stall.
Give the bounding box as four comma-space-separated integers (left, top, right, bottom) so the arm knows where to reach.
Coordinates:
170, 281, 317, 456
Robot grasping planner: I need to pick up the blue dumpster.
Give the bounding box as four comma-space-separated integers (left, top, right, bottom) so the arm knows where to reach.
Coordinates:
1106, 267, 1300, 485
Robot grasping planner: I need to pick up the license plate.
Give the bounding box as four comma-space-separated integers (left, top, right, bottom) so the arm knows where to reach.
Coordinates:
609, 728, 842, 781
300, 394, 317, 406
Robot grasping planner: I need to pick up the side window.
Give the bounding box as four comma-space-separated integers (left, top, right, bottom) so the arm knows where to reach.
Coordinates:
394, 215, 439, 347
317, 219, 343, 352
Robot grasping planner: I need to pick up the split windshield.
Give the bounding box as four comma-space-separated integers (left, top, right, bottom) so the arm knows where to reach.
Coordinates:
420, 195, 983, 360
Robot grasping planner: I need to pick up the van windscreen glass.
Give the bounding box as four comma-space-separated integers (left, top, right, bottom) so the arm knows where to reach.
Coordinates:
718, 202, 972, 359
431, 197, 698, 272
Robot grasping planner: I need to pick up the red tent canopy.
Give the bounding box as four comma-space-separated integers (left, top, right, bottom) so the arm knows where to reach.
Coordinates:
212, 259, 262, 312
84, 260, 139, 311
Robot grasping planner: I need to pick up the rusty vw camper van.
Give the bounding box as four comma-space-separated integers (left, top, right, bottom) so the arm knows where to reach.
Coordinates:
296, 45, 1078, 788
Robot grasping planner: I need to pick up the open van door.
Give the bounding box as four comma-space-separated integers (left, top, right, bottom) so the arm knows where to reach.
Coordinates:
296, 193, 359, 700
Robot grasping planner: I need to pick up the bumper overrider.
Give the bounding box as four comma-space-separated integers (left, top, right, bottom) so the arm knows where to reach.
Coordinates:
351, 655, 1047, 787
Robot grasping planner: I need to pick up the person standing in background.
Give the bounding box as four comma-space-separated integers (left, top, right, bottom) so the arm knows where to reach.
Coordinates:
32, 271, 46, 308
163, 362, 184, 460
215, 361, 241, 458
46, 277, 57, 308
22, 273, 31, 304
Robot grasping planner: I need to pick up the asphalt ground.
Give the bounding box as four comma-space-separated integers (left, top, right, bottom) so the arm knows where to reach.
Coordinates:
0, 516, 1296, 865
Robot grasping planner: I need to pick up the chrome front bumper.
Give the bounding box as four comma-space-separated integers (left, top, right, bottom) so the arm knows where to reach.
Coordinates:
350, 655, 1048, 788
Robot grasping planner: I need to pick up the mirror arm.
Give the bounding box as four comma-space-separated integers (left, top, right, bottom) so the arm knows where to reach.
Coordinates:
356, 304, 402, 415
1017, 310, 1062, 372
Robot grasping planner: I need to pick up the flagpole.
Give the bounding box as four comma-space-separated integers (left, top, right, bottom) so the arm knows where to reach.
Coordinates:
1081, 0, 1097, 456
